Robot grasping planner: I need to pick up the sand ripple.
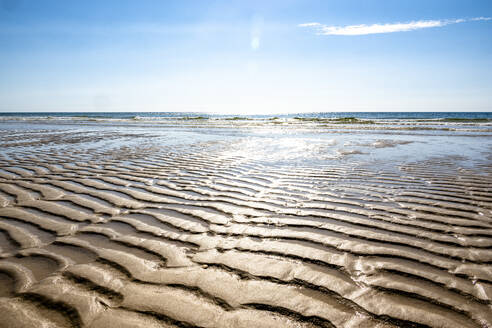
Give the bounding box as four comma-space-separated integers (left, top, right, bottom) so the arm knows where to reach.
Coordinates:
0, 130, 491, 328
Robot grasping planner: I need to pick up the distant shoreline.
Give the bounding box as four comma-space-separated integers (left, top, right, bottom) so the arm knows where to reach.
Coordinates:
0, 111, 491, 121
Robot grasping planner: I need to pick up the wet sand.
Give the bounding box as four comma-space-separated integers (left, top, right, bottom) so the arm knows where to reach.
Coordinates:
0, 121, 491, 328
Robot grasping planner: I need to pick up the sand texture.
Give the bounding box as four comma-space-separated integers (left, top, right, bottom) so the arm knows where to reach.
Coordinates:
0, 126, 491, 328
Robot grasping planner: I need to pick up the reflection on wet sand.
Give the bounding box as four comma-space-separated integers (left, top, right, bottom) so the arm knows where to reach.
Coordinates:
0, 124, 491, 328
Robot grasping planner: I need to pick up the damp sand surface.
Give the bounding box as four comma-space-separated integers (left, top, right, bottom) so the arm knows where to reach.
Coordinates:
0, 119, 491, 328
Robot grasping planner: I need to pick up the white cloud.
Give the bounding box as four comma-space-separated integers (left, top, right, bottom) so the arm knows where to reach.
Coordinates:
298, 22, 321, 27
471, 16, 492, 21
299, 17, 491, 36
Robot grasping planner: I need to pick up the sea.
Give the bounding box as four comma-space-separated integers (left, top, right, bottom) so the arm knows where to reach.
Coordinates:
0, 111, 491, 120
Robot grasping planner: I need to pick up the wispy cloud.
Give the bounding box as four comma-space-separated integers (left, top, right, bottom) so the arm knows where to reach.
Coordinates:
299, 17, 491, 36
298, 22, 322, 28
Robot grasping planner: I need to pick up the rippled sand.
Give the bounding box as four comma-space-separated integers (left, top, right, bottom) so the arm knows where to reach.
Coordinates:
0, 123, 491, 328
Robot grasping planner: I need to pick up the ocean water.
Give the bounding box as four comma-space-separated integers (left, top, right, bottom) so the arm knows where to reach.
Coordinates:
0, 111, 491, 120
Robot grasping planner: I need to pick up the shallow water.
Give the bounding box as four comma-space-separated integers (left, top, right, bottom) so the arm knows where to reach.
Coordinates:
0, 118, 491, 328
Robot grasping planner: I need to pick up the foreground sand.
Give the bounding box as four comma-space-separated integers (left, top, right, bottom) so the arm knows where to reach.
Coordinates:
0, 127, 491, 328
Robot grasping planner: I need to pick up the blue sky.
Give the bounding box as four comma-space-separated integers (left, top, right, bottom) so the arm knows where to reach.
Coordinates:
0, 0, 491, 113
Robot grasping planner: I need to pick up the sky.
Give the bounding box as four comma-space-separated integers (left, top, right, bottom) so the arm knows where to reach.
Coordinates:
0, 0, 491, 114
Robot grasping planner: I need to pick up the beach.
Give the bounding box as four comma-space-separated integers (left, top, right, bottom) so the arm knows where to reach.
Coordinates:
0, 114, 491, 328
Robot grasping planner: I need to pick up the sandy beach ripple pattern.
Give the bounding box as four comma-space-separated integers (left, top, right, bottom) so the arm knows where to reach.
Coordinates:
0, 126, 491, 328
